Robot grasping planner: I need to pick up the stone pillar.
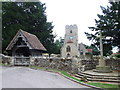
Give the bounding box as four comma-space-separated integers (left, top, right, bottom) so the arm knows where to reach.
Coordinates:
29, 56, 35, 66
0, 56, 2, 64
10, 57, 14, 66
71, 57, 80, 74
77, 59, 83, 73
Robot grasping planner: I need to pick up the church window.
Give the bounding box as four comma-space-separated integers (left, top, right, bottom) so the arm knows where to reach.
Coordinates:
66, 46, 71, 52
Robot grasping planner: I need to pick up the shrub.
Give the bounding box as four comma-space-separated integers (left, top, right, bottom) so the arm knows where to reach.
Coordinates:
111, 53, 120, 59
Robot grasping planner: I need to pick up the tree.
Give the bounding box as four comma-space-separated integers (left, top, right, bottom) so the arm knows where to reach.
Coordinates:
0, 2, 2, 53
52, 40, 61, 54
85, 1, 120, 56
2, 2, 55, 54
52, 37, 63, 54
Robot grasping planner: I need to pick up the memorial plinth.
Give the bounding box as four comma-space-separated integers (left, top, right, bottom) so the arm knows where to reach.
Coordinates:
94, 57, 112, 73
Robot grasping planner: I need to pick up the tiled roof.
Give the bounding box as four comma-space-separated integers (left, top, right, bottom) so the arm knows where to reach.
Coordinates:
6, 29, 47, 51
21, 30, 47, 51
86, 49, 92, 52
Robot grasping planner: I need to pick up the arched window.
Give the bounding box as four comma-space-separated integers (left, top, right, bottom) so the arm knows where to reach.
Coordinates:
70, 30, 72, 33
66, 46, 71, 52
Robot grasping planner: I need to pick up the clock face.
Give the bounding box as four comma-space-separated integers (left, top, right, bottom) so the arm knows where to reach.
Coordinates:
69, 36, 73, 40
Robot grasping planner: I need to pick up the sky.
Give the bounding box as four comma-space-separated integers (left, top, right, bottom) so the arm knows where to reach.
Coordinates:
40, 0, 110, 46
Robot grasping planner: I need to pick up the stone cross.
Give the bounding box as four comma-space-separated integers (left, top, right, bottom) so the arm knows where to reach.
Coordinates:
99, 31, 105, 67
94, 31, 112, 73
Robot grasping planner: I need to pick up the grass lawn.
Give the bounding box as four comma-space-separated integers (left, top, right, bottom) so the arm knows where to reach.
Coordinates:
0, 63, 10, 66
60, 71, 83, 83
30, 66, 120, 89
0, 63, 3, 66
88, 82, 119, 89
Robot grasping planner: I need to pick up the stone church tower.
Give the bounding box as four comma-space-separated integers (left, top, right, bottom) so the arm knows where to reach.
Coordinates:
64, 24, 78, 47
61, 24, 80, 58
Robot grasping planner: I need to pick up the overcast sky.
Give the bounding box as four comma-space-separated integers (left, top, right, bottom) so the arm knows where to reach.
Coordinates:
40, 0, 109, 46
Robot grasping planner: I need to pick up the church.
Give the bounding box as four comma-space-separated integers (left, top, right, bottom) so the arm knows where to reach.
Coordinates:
61, 24, 92, 59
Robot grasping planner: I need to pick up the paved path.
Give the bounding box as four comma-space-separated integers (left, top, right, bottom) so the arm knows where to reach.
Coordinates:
1, 66, 95, 89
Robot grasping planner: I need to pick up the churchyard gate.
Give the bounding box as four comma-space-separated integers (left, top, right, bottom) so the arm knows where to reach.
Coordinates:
14, 56, 30, 66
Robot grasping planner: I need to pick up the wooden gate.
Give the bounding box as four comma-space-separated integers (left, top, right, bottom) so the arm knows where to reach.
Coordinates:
14, 56, 30, 66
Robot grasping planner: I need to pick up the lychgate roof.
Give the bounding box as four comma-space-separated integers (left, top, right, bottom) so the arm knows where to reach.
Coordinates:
6, 29, 47, 51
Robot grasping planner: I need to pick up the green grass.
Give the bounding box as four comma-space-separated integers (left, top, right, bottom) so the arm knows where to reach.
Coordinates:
0, 63, 10, 66
30, 66, 45, 70
60, 71, 83, 82
30, 66, 120, 89
0, 63, 5, 66
88, 82, 119, 89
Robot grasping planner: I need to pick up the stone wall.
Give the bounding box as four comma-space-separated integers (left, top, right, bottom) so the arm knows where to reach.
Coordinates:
0, 57, 2, 64
105, 59, 120, 70
1, 55, 12, 65
92, 58, 120, 71
2, 54, 119, 72
80, 59, 98, 70
30, 57, 98, 73
31, 57, 77, 73
1, 55, 98, 73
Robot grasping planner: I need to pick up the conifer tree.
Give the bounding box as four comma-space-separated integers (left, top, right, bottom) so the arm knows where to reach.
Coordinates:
85, 1, 120, 55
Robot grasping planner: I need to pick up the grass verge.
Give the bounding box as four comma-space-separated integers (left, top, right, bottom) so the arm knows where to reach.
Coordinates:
30, 66, 119, 89
88, 82, 119, 89
0, 63, 10, 66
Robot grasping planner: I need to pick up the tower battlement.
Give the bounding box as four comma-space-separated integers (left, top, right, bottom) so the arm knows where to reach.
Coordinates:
65, 24, 78, 31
